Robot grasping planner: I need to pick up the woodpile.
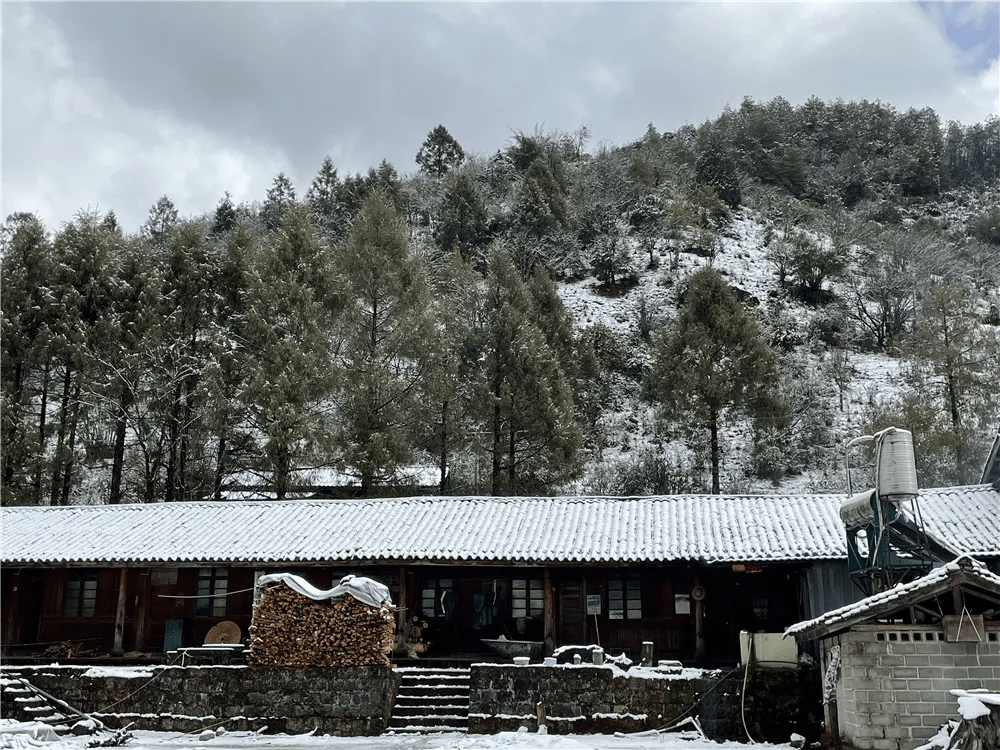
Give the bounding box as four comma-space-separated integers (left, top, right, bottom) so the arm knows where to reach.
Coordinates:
248, 580, 396, 667
44, 641, 94, 658
946, 696, 1000, 750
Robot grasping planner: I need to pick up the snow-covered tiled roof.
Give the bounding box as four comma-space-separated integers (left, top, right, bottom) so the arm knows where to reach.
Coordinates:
1, 484, 997, 567
917, 483, 1000, 557
785, 555, 1000, 642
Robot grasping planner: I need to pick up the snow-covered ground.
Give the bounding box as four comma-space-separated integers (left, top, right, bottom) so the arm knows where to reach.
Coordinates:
0, 726, 793, 750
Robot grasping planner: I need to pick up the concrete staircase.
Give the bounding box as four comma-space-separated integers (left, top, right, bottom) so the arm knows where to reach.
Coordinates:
0, 673, 71, 731
385, 667, 470, 734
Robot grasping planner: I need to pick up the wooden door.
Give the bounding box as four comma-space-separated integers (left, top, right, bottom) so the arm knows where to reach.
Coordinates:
558, 583, 586, 645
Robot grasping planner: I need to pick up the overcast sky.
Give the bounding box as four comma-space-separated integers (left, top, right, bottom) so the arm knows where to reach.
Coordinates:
3, 1, 998, 235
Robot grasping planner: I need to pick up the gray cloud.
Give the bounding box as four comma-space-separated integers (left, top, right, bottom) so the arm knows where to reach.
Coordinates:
2, 2, 997, 234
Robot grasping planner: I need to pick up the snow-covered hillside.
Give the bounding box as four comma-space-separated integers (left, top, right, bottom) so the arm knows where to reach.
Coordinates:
554, 205, 952, 497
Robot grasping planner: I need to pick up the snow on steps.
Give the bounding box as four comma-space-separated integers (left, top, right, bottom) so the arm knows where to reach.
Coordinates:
0, 674, 70, 731
385, 667, 470, 734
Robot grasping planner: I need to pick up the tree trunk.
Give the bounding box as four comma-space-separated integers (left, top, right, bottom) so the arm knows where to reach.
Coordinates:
438, 400, 449, 494
143, 452, 157, 504
50, 365, 73, 506
939, 309, 965, 471
491, 388, 503, 496
109, 387, 131, 504
710, 407, 721, 495
178, 380, 194, 502
165, 382, 182, 502
508, 422, 516, 494
33, 362, 51, 503
2, 361, 23, 493
59, 376, 83, 505
274, 439, 291, 501
213, 433, 227, 502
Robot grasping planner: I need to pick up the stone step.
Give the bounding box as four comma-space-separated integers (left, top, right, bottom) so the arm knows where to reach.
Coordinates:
396, 688, 469, 701
395, 695, 468, 705
388, 667, 471, 734
391, 704, 469, 717
24, 704, 57, 715
385, 725, 469, 734
0, 673, 77, 735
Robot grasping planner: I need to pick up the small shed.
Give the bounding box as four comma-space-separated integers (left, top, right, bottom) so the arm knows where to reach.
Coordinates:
785, 556, 1000, 750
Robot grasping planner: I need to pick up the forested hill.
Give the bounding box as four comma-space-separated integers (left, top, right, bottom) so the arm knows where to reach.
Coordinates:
3, 96, 999, 506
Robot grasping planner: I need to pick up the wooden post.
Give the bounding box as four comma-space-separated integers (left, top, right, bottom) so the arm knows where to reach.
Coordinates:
396, 566, 408, 653
112, 568, 127, 655
134, 570, 150, 651
693, 575, 706, 658
543, 569, 555, 655
3, 571, 21, 652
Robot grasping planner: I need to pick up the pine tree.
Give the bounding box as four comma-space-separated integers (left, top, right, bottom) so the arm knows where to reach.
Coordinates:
157, 220, 219, 502
199, 219, 256, 501
100, 236, 165, 503
472, 251, 583, 495
434, 173, 488, 263
645, 268, 783, 494
211, 192, 238, 236
416, 125, 466, 178
1, 213, 55, 505
261, 172, 297, 232
306, 156, 349, 243
143, 196, 179, 246
695, 132, 741, 210
903, 283, 999, 481
243, 204, 338, 499
418, 252, 482, 493
333, 191, 434, 496
47, 212, 121, 504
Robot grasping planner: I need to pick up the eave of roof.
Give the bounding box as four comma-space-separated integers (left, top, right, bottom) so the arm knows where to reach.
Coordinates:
784, 555, 1000, 643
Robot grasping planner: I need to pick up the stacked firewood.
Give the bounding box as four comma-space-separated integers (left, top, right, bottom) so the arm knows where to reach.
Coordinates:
248, 581, 396, 667
44, 641, 94, 658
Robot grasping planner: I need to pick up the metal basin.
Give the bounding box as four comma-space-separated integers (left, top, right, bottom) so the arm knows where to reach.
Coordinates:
481, 638, 544, 659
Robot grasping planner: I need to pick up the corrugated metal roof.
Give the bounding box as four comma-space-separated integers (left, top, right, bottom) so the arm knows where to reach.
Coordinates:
1, 485, 997, 567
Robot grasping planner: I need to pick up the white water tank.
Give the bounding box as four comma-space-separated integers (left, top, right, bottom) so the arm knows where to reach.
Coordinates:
877, 428, 918, 502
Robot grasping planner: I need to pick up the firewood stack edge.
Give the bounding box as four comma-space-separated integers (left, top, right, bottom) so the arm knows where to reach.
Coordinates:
248, 574, 396, 667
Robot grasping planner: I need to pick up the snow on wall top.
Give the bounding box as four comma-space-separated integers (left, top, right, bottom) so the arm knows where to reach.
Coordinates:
784, 554, 1000, 640
2, 485, 997, 567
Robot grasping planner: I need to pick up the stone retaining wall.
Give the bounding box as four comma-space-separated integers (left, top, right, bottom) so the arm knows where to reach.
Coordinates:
1, 665, 397, 736
468, 663, 821, 742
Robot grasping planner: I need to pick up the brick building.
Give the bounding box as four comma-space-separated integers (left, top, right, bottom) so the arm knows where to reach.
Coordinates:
786, 556, 1000, 750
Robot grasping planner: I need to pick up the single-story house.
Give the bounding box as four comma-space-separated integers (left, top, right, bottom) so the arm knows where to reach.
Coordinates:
2, 483, 998, 665
785, 555, 1000, 750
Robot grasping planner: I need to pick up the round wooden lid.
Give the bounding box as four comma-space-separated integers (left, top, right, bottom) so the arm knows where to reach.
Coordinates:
204, 620, 241, 644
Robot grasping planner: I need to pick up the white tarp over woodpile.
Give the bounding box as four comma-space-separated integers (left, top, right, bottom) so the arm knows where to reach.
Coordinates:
256, 573, 392, 608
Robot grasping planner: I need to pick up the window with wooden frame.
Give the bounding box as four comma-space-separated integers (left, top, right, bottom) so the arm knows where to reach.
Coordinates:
511, 579, 544, 619
420, 578, 455, 618
608, 574, 642, 620
62, 571, 98, 617
194, 567, 228, 617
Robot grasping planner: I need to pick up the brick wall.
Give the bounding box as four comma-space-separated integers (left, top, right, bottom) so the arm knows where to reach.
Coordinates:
1, 665, 398, 736
469, 663, 821, 742
838, 625, 1000, 750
